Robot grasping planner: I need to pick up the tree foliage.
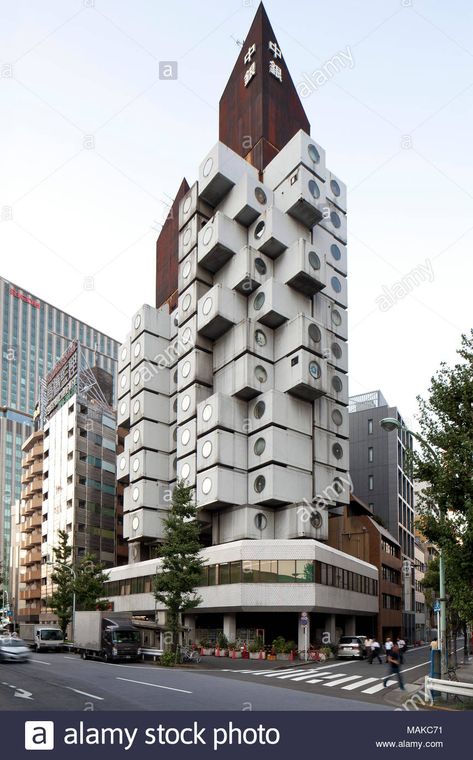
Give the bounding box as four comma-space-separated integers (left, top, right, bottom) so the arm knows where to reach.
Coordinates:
414, 331, 473, 630
48, 531, 110, 638
154, 481, 204, 651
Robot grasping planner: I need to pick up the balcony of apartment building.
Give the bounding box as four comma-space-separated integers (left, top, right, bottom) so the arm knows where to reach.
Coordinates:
19, 586, 42, 602
23, 566, 42, 584
21, 529, 42, 552
24, 548, 42, 566
18, 604, 42, 621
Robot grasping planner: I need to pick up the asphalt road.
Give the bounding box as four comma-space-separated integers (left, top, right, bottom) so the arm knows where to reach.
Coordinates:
0, 651, 396, 711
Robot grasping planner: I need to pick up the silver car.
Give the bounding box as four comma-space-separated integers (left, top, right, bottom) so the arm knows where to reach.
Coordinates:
337, 635, 367, 659
0, 637, 31, 662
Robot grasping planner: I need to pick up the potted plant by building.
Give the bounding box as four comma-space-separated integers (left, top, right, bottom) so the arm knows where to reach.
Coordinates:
320, 646, 333, 660
273, 636, 290, 660
249, 637, 265, 659
227, 641, 241, 658
199, 638, 215, 656
284, 640, 297, 659
216, 632, 228, 656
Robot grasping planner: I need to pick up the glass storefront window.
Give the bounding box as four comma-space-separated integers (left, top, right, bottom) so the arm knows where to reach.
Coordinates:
259, 560, 278, 582
278, 560, 296, 582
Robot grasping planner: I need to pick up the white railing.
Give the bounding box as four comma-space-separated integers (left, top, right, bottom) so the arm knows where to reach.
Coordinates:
425, 676, 473, 699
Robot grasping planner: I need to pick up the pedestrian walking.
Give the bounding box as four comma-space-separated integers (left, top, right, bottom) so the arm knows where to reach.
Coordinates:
384, 637, 393, 663
383, 643, 405, 691
397, 637, 406, 664
368, 638, 383, 664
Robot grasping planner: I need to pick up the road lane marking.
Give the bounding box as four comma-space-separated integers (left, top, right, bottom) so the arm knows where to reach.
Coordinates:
291, 671, 334, 682
32, 660, 51, 665
323, 675, 361, 687
65, 687, 104, 700
63, 656, 78, 660
342, 677, 378, 690
362, 680, 397, 694
14, 688, 33, 700
116, 677, 192, 694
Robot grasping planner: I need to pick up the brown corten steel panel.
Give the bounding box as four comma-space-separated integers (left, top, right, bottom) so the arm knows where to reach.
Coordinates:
219, 2, 310, 172
155, 177, 189, 309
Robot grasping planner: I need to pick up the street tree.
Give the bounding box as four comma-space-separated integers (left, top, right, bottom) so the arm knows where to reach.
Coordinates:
153, 481, 204, 658
75, 554, 110, 611
414, 330, 473, 658
48, 530, 74, 639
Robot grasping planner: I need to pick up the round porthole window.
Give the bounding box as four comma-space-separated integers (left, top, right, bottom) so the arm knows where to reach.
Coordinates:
253, 292, 265, 311
133, 429, 140, 444
331, 342, 342, 359
182, 361, 191, 379
254, 437, 266, 456
254, 400, 266, 419
134, 342, 141, 358
202, 226, 213, 246
202, 477, 212, 495
254, 475, 266, 493
132, 516, 140, 531
134, 314, 141, 330
132, 486, 140, 502
310, 510, 323, 529
254, 220, 266, 239
172, 427, 178, 442
254, 365, 267, 383
308, 323, 322, 343
133, 372, 141, 386
172, 457, 177, 472
309, 360, 321, 379
330, 211, 341, 229
331, 276, 342, 294
133, 400, 140, 415
119, 401, 127, 416
330, 179, 341, 197
181, 429, 191, 446
254, 512, 267, 530
174, 312, 179, 327
308, 251, 321, 270
254, 257, 267, 275
173, 398, 178, 413
254, 187, 267, 205
254, 329, 267, 347
333, 477, 343, 495
182, 260, 192, 279
173, 369, 178, 384
182, 293, 192, 312
121, 346, 127, 361
183, 196, 192, 214
332, 408, 343, 427
182, 327, 191, 345
202, 297, 213, 316
181, 394, 191, 412
307, 144, 320, 163
332, 442, 344, 460
203, 157, 213, 177
330, 243, 342, 261
202, 404, 213, 422
202, 440, 212, 459
181, 463, 191, 480
120, 374, 127, 388
331, 309, 342, 327
332, 375, 343, 393
183, 228, 192, 246
119, 457, 126, 471
132, 458, 140, 473
308, 179, 320, 199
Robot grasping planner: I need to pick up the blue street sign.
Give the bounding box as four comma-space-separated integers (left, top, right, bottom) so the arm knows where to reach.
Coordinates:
433, 600, 441, 613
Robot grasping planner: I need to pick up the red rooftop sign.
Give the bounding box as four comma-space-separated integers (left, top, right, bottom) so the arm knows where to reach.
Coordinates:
10, 287, 40, 309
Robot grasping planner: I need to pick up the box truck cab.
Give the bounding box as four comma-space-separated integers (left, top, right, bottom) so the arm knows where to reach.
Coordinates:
75, 611, 141, 662
19, 624, 64, 652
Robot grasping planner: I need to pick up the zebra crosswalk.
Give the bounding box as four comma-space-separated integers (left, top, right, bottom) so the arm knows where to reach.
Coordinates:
221, 666, 399, 696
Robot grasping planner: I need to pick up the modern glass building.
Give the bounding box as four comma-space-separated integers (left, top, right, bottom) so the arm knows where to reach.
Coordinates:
0, 275, 119, 574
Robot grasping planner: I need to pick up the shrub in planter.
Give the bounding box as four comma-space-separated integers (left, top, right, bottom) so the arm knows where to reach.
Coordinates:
160, 651, 177, 667
320, 646, 332, 659
272, 636, 286, 654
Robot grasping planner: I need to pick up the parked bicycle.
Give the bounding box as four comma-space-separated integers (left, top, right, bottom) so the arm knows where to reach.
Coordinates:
181, 647, 201, 664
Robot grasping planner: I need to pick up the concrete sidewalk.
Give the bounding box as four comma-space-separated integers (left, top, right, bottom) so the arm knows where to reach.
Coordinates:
383, 656, 473, 710
180, 654, 313, 671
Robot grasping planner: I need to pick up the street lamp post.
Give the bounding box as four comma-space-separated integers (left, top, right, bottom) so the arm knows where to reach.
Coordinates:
380, 417, 447, 680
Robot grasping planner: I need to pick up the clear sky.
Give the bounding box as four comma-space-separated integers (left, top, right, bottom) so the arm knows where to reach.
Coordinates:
2, 0, 472, 428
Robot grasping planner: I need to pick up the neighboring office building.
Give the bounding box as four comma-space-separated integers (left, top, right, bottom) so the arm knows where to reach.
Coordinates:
110, 4, 377, 648
7, 499, 23, 625
414, 535, 426, 642
349, 390, 416, 642
0, 275, 119, 577
18, 429, 44, 624
328, 494, 403, 643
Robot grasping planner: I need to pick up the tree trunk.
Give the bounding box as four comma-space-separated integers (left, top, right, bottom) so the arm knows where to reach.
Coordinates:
463, 622, 469, 663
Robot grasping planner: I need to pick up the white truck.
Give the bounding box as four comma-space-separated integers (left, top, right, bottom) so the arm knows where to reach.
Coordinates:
74, 611, 141, 662
19, 623, 64, 652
